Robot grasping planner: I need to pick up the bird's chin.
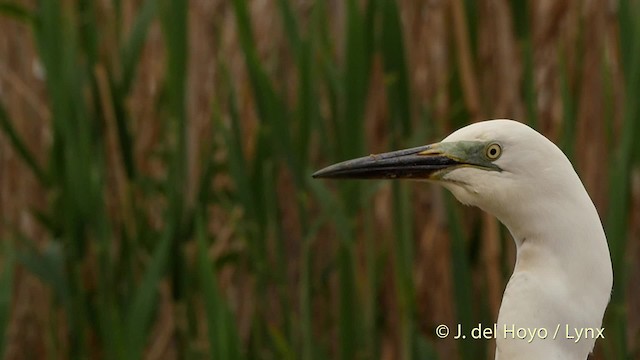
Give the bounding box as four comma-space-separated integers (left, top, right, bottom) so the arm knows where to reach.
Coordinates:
440, 180, 477, 207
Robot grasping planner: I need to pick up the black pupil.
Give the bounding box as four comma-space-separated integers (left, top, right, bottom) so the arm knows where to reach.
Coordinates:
489, 148, 497, 156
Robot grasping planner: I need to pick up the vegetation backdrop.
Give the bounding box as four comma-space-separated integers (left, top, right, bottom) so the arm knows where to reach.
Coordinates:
0, 0, 639, 359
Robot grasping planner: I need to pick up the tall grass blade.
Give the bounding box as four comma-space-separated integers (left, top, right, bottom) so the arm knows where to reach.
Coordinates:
381, 0, 411, 139
231, 0, 296, 175
276, 0, 301, 56
196, 214, 243, 359
294, 40, 315, 177
78, 0, 98, 66
0, 242, 15, 359
33, 1, 105, 355
522, 39, 537, 128
277, 0, 318, 182
109, 0, 159, 180
605, 1, 640, 358
309, 179, 358, 359
121, 0, 157, 95
444, 193, 475, 360
160, 0, 188, 199
462, 0, 478, 58
508, 0, 537, 128
336, 242, 358, 360
0, 1, 34, 23
0, 101, 49, 185
125, 230, 171, 360
380, 1, 416, 357
342, 0, 368, 160
215, 68, 255, 223
158, 1, 189, 355
391, 182, 415, 360
216, 64, 271, 300
559, 55, 577, 162
270, 9, 321, 354
298, 213, 327, 360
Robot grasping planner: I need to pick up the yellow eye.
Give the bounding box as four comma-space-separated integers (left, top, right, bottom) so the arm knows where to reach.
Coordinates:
486, 143, 502, 160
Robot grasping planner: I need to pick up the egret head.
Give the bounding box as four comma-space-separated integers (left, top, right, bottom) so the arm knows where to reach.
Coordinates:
313, 119, 579, 224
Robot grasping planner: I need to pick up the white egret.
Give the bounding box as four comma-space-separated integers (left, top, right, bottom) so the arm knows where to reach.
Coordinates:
313, 119, 613, 360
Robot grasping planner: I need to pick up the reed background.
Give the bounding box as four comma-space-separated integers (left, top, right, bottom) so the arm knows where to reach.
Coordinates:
0, 0, 639, 359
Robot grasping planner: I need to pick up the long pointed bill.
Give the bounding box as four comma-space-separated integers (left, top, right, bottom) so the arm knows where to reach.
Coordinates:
312, 144, 461, 180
